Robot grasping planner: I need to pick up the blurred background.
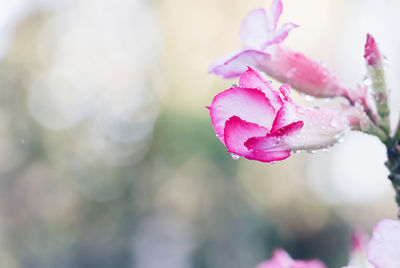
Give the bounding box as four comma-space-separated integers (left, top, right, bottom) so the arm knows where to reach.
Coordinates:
0, 0, 399, 267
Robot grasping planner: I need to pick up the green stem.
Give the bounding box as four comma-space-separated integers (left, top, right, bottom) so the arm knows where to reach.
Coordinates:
394, 113, 400, 141
367, 65, 391, 135
386, 138, 400, 218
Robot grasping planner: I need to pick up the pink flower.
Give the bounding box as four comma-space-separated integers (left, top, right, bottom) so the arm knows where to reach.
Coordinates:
367, 219, 400, 268
343, 219, 400, 268
256, 249, 327, 268
209, 0, 348, 99
207, 67, 354, 162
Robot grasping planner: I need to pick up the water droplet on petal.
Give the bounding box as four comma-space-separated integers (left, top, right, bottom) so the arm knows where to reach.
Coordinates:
286, 68, 297, 78
304, 95, 315, 102
231, 153, 240, 160
330, 117, 341, 128
363, 75, 372, 86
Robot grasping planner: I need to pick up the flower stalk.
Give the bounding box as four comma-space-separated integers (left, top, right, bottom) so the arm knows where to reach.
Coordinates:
386, 138, 400, 218
394, 114, 400, 141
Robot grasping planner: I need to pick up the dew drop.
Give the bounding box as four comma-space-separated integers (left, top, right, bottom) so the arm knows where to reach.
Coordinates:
330, 117, 341, 128
304, 95, 315, 102
286, 67, 297, 78
231, 153, 240, 160
363, 75, 372, 86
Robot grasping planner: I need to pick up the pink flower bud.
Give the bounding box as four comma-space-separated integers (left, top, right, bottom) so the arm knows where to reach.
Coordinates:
364, 34, 382, 67
209, 0, 348, 99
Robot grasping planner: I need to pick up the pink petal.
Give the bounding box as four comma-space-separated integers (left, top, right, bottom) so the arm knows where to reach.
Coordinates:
253, 104, 350, 152
367, 219, 400, 268
209, 49, 271, 79
256, 249, 294, 268
224, 117, 291, 163
239, 66, 283, 110
240, 9, 271, 50
278, 84, 293, 103
267, 0, 283, 31
224, 116, 268, 155
286, 106, 350, 151
261, 46, 347, 98
244, 121, 303, 160
291, 261, 327, 268
208, 87, 275, 143
270, 102, 296, 132
256, 249, 327, 268
263, 23, 298, 48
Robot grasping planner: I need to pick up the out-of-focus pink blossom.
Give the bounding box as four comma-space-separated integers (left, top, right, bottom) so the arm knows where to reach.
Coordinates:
344, 84, 378, 125
367, 219, 400, 268
209, 0, 348, 99
343, 219, 400, 268
255, 249, 327, 268
208, 67, 355, 162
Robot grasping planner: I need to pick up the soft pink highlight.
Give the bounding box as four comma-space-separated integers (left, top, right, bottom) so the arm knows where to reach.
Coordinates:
256, 249, 327, 268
